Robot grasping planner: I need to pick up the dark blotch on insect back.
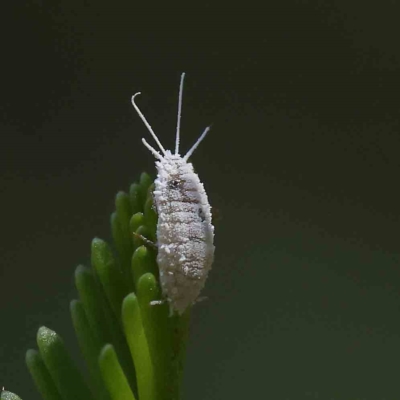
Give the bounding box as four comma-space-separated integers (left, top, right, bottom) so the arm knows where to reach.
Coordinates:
168, 179, 181, 189
198, 207, 206, 222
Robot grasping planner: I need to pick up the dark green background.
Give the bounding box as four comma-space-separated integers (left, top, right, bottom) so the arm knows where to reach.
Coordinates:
1, 2, 400, 399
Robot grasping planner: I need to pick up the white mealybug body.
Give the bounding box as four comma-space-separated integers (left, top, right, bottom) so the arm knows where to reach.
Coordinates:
131, 73, 215, 315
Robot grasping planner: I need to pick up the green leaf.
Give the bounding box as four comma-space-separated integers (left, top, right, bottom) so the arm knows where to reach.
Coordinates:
115, 191, 132, 234
139, 172, 153, 206
99, 344, 137, 400
129, 183, 142, 214
115, 192, 134, 269
131, 246, 159, 291
122, 293, 155, 400
74, 265, 138, 396
136, 273, 192, 400
169, 309, 192, 400
111, 211, 132, 285
130, 212, 144, 232
136, 273, 171, 399
36, 326, 94, 400
25, 349, 62, 400
91, 238, 129, 317
74, 265, 112, 345
70, 300, 110, 400
143, 193, 157, 242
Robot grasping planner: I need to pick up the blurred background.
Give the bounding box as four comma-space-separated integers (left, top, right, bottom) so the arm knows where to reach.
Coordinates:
1, 1, 400, 399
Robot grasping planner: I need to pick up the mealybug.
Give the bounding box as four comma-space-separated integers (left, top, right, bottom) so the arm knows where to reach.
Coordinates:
131, 73, 215, 315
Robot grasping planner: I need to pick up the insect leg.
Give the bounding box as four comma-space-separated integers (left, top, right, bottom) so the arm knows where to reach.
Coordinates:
149, 300, 164, 306
132, 231, 158, 250
195, 296, 208, 304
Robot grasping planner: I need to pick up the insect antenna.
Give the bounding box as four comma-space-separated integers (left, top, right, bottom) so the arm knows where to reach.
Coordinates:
131, 92, 166, 155
175, 72, 185, 155
142, 138, 163, 160
183, 125, 211, 161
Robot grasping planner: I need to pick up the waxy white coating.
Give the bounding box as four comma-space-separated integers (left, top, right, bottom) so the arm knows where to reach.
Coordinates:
131, 73, 215, 315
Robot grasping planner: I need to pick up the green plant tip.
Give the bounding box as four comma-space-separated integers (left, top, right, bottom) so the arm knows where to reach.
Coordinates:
99, 344, 137, 400
25, 348, 63, 400
36, 326, 94, 400
131, 246, 159, 290
122, 293, 155, 400
139, 172, 153, 201
129, 183, 142, 213
0, 390, 23, 400
91, 237, 128, 317
130, 212, 144, 234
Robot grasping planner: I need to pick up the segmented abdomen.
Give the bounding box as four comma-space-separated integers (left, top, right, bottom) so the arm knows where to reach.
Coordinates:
154, 162, 214, 315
